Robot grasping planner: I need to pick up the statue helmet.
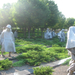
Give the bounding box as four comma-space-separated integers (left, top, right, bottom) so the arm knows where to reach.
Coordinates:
6, 24, 11, 29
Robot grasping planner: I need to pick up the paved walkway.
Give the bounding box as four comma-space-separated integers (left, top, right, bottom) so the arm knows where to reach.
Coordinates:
0, 53, 71, 75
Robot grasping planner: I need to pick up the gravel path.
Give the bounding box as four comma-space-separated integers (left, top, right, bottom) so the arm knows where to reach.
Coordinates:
53, 65, 68, 75
0, 64, 69, 75
0, 64, 35, 75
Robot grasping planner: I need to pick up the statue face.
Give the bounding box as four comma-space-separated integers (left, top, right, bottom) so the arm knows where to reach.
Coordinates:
7, 28, 10, 32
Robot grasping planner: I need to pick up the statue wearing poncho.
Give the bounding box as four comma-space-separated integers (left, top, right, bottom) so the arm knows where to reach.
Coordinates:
66, 26, 75, 75
1, 24, 16, 57
58, 29, 65, 42
44, 28, 53, 39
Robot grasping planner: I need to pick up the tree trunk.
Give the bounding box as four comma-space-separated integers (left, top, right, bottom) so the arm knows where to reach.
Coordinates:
33, 28, 35, 38
23, 27, 26, 38
28, 27, 31, 39
37, 28, 39, 37
41, 28, 44, 38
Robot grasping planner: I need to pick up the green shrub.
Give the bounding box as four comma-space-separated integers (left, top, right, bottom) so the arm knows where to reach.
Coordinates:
33, 66, 54, 75
34, 62, 41, 66
16, 51, 41, 66
48, 47, 67, 53
52, 44, 59, 47
13, 59, 27, 67
16, 44, 45, 53
56, 42, 66, 47
15, 39, 33, 46
16, 55, 25, 60
16, 47, 27, 53
15, 38, 68, 66
0, 59, 12, 70
46, 47, 68, 60
16, 50, 59, 66
15, 37, 66, 47
53, 47, 67, 53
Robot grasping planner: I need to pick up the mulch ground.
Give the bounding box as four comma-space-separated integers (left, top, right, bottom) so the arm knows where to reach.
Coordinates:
53, 65, 68, 75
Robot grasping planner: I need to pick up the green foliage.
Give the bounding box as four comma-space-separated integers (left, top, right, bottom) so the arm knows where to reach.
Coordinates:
56, 42, 66, 47
62, 59, 71, 65
33, 66, 54, 75
0, 59, 12, 70
16, 46, 68, 66
0, 0, 66, 32
16, 50, 58, 66
15, 36, 66, 47
52, 36, 67, 47
64, 18, 75, 28
14, 37, 68, 67
13, 59, 27, 67
46, 47, 68, 60
13, 37, 68, 67
53, 47, 67, 53
0, 51, 8, 55
15, 0, 50, 29
52, 44, 59, 47
15, 39, 33, 46
16, 44, 45, 53
46, 0, 59, 28
54, 12, 66, 29
0, 45, 1, 49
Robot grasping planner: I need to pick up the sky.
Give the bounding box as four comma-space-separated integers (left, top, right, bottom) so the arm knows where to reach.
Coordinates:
53, 0, 75, 18
0, 0, 17, 8
0, 0, 75, 19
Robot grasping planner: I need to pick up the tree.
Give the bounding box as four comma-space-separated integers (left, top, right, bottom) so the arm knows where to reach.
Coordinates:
53, 12, 66, 29
0, 3, 15, 28
64, 18, 75, 28
46, 0, 59, 29
14, 0, 50, 38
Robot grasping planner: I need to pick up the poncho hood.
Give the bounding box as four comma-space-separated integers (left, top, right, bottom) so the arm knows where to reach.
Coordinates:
66, 26, 75, 49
